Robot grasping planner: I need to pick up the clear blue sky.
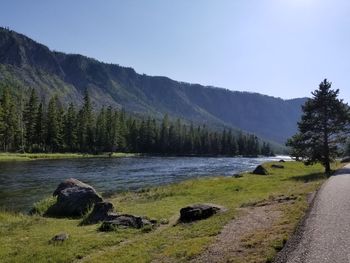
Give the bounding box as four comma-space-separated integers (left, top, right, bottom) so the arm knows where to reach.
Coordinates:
1, 0, 350, 102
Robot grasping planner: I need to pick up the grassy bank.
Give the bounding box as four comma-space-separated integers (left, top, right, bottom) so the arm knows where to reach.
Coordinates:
0, 161, 340, 263
0, 152, 137, 162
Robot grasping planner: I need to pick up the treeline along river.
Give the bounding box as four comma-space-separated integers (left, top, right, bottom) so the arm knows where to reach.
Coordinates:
0, 156, 289, 212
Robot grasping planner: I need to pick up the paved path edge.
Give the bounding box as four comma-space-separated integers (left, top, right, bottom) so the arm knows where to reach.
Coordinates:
273, 182, 326, 263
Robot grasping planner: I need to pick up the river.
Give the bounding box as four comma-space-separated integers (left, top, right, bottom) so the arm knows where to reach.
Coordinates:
0, 156, 289, 212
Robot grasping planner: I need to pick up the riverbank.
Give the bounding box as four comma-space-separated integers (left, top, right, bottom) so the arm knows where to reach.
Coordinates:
0, 152, 137, 162
0, 152, 287, 162
0, 161, 341, 263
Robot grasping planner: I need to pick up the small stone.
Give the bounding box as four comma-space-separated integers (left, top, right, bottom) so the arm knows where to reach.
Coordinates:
50, 232, 69, 244
159, 218, 169, 225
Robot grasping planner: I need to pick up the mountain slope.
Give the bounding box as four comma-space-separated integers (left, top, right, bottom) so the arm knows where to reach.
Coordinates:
0, 27, 306, 144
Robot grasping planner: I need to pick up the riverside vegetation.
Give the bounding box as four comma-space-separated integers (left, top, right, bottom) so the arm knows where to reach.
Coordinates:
0, 161, 340, 263
0, 85, 273, 156
0, 152, 135, 162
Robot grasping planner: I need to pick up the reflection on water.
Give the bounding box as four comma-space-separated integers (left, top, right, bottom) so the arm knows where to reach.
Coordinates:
0, 156, 290, 212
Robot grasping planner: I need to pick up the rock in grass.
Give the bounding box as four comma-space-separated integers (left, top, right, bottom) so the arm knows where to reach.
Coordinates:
271, 164, 284, 169
81, 201, 114, 225
179, 204, 221, 223
49, 232, 69, 244
279, 159, 286, 163
99, 214, 148, 231
46, 178, 103, 217
159, 218, 169, 225
252, 165, 268, 175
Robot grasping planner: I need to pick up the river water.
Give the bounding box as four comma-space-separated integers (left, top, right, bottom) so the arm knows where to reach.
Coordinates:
0, 156, 289, 212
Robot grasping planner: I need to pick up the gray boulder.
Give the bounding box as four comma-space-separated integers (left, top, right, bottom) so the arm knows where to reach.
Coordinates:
46, 178, 103, 217
252, 165, 268, 175
81, 201, 114, 225
179, 204, 221, 223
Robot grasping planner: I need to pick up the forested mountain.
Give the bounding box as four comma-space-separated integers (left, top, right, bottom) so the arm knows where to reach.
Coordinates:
0, 27, 306, 144
0, 87, 273, 156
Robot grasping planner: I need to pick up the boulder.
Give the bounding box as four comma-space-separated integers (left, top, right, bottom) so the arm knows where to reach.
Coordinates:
341, 157, 350, 163
252, 165, 268, 175
279, 159, 286, 163
271, 164, 284, 169
233, 173, 243, 178
179, 204, 221, 223
99, 214, 147, 231
46, 178, 103, 217
81, 201, 114, 225
53, 178, 93, 196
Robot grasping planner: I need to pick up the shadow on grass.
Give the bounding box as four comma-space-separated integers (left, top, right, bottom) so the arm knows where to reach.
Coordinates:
333, 168, 350, 176
287, 172, 327, 183
287, 167, 350, 183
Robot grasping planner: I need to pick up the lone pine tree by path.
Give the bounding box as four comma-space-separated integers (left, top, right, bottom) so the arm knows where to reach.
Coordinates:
287, 79, 350, 173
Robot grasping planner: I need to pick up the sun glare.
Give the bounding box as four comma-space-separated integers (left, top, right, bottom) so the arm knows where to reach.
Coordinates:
282, 0, 314, 8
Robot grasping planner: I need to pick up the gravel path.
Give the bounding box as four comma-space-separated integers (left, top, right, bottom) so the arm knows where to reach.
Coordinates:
275, 164, 350, 263
191, 204, 283, 263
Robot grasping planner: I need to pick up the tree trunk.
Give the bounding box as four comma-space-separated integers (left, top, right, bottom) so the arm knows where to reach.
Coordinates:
323, 121, 331, 174
325, 161, 331, 175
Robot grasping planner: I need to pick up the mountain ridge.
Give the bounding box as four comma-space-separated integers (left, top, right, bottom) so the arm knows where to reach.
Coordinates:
0, 27, 307, 144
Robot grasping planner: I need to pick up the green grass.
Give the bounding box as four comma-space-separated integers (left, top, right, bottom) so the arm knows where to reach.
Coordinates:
29, 197, 57, 216
0, 152, 137, 162
0, 161, 338, 263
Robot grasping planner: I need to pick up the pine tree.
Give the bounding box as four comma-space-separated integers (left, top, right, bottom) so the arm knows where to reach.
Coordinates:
34, 103, 46, 151
0, 87, 18, 151
146, 118, 157, 153
0, 98, 3, 149
226, 129, 237, 155
46, 96, 61, 152
261, 142, 273, 156
95, 107, 106, 152
116, 110, 127, 151
287, 79, 350, 173
23, 88, 39, 151
237, 133, 246, 155
160, 114, 169, 153
105, 107, 117, 152
77, 90, 95, 152
64, 103, 77, 152
139, 120, 147, 152
230, 133, 238, 155
127, 119, 139, 152
168, 123, 178, 154
172, 118, 182, 154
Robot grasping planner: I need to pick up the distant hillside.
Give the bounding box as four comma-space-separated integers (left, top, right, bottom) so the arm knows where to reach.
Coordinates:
0, 27, 306, 144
